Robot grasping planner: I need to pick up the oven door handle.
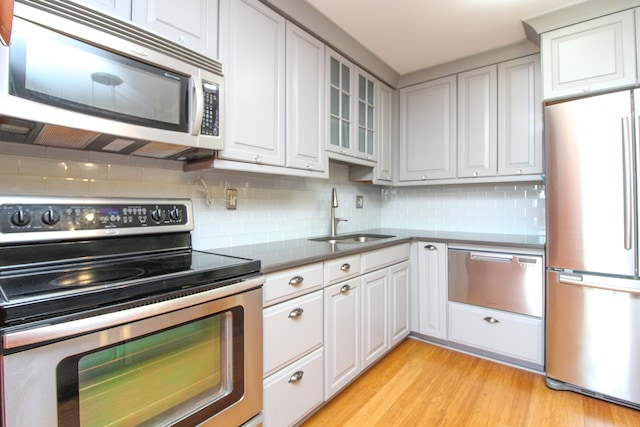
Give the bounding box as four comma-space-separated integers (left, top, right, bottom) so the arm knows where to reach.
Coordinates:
3, 275, 265, 350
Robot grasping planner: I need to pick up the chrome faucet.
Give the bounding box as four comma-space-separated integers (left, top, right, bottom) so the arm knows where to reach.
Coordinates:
330, 187, 348, 237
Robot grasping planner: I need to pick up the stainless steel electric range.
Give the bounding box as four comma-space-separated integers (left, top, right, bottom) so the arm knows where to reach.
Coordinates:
0, 196, 264, 427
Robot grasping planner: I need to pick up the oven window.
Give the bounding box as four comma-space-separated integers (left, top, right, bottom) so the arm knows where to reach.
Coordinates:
57, 307, 245, 427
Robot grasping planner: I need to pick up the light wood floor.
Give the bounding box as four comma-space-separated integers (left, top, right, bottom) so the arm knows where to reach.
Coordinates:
302, 338, 640, 426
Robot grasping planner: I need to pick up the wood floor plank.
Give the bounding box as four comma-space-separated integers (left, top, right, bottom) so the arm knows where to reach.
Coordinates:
302, 338, 640, 426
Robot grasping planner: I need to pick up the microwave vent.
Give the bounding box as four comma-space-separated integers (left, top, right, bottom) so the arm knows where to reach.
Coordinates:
132, 141, 190, 159
33, 124, 98, 148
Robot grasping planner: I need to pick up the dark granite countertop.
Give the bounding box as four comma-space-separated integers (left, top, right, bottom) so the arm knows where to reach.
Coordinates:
204, 229, 546, 273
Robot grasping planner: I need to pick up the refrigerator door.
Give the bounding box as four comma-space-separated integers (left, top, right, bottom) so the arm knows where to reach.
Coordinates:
545, 90, 636, 276
546, 271, 640, 407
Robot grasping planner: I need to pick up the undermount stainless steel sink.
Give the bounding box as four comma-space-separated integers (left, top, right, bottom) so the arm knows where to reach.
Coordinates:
308, 233, 396, 244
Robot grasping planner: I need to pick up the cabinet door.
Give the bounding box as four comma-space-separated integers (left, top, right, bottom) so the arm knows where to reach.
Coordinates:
361, 269, 388, 368
132, 0, 218, 58
413, 242, 447, 339
375, 83, 394, 182
355, 68, 377, 161
398, 75, 457, 181
324, 277, 361, 399
219, 0, 286, 166
498, 55, 543, 176
326, 48, 355, 156
71, 0, 131, 19
457, 65, 497, 178
286, 22, 326, 172
541, 10, 636, 101
389, 261, 410, 347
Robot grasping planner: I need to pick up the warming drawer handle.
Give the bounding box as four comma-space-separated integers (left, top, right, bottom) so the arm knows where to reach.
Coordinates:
340, 284, 351, 293
559, 276, 640, 294
288, 308, 304, 318
288, 371, 304, 383
470, 252, 513, 263
288, 276, 304, 286
483, 316, 500, 324
425, 245, 437, 251
340, 263, 351, 271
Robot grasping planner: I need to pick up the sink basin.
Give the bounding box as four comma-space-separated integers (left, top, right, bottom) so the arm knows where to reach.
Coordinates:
308, 233, 396, 244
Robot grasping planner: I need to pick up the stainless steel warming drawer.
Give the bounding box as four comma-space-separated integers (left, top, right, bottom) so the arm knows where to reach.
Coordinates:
448, 249, 543, 317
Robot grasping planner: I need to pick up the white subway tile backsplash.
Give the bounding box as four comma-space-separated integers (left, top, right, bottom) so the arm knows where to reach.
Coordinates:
0, 142, 545, 247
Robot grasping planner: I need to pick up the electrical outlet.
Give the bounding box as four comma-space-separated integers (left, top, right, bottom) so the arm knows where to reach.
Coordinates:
356, 195, 364, 208
226, 188, 237, 209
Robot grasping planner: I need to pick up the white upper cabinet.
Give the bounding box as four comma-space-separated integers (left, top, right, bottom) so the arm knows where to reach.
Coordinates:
498, 55, 543, 176
72, 0, 218, 59
541, 9, 636, 101
219, 0, 286, 166
70, 0, 132, 19
398, 75, 457, 182
132, 0, 219, 59
286, 22, 326, 172
355, 68, 377, 162
457, 65, 497, 178
326, 49, 356, 157
326, 49, 378, 165
374, 83, 394, 182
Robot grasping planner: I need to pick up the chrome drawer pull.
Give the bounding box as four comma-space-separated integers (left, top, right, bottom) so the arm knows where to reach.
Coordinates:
288, 308, 304, 318
288, 371, 304, 383
340, 284, 351, 293
425, 245, 437, 251
288, 276, 304, 286
340, 263, 351, 271
483, 316, 500, 324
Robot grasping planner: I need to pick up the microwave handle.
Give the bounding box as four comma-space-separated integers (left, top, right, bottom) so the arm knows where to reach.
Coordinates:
191, 76, 204, 136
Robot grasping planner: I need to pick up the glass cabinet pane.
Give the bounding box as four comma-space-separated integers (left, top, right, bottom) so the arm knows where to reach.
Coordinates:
330, 87, 340, 116
342, 93, 350, 120
342, 122, 350, 148
330, 117, 340, 146
331, 58, 340, 87
341, 64, 350, 90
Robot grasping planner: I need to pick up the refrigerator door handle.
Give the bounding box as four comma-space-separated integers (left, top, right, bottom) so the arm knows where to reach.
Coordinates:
559, 275, 640, 294
622, 116, 634, 250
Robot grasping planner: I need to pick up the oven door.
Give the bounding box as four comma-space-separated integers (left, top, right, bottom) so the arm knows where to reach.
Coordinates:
1, 277, 263, 427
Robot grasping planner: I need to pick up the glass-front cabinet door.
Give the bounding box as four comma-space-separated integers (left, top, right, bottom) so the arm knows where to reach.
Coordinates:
327, 48, 354, 156
356, 68, 376, 161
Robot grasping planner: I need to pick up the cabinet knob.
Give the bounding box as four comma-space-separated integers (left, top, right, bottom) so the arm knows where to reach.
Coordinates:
516, 169, 522, 175
473, 172, 479, 177
483, 316, 500, 324
306, 164, 313, 169
421, 176, 427, 180
582, 84, 591, 92
425, 245, 437, 251
254, 154, 263, 163
288, 276, 304, 286
340, 263, 351, 271
340, 284, 351, 293
288, 308, 304, 318
288, 371, 304, 383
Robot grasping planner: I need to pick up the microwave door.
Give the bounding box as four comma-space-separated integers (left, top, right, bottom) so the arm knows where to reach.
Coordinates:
545, 90, 637, 276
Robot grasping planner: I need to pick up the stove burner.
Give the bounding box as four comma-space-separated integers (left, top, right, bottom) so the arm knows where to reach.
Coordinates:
50, 267, 146, 287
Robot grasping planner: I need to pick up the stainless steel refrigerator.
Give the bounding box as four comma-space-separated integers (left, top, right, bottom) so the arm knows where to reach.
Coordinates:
545, 89, 640, 409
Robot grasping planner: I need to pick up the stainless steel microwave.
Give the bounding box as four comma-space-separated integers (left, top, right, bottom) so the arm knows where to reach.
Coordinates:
0, 0, 224, 160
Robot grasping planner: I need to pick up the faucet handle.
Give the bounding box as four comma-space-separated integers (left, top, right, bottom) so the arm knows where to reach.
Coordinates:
336, 218, 348, 224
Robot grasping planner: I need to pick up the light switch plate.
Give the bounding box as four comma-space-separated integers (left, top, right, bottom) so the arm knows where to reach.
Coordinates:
356, 195, 364, 208
226, 188, 237, 209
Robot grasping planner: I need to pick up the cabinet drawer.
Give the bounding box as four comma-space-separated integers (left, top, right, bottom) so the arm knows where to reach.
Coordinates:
264, 290, 323, 376
325, 254, 361, 285
448, 302, 543, 365
263, 262, 323, 307
361, 243, 410, 273
263, 348, 324, 427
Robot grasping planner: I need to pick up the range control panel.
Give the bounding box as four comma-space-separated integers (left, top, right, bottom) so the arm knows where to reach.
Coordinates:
0, 197, 193, 243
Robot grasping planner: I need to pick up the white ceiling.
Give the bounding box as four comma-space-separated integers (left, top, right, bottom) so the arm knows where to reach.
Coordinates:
304, 0, 586, 75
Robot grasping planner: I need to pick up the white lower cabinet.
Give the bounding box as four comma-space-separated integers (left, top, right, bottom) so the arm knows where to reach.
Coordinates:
324, 244, 410, 399
324, 276, 362, 399
263, 348, 324, 427
411, 241, 447, 339
448, 301, 544, 366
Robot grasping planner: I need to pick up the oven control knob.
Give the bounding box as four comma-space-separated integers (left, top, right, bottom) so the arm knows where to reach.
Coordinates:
42, 209, 61, 226
169, 208, 182, 222
150, 208, 165, 222
10, 209, 31, 227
